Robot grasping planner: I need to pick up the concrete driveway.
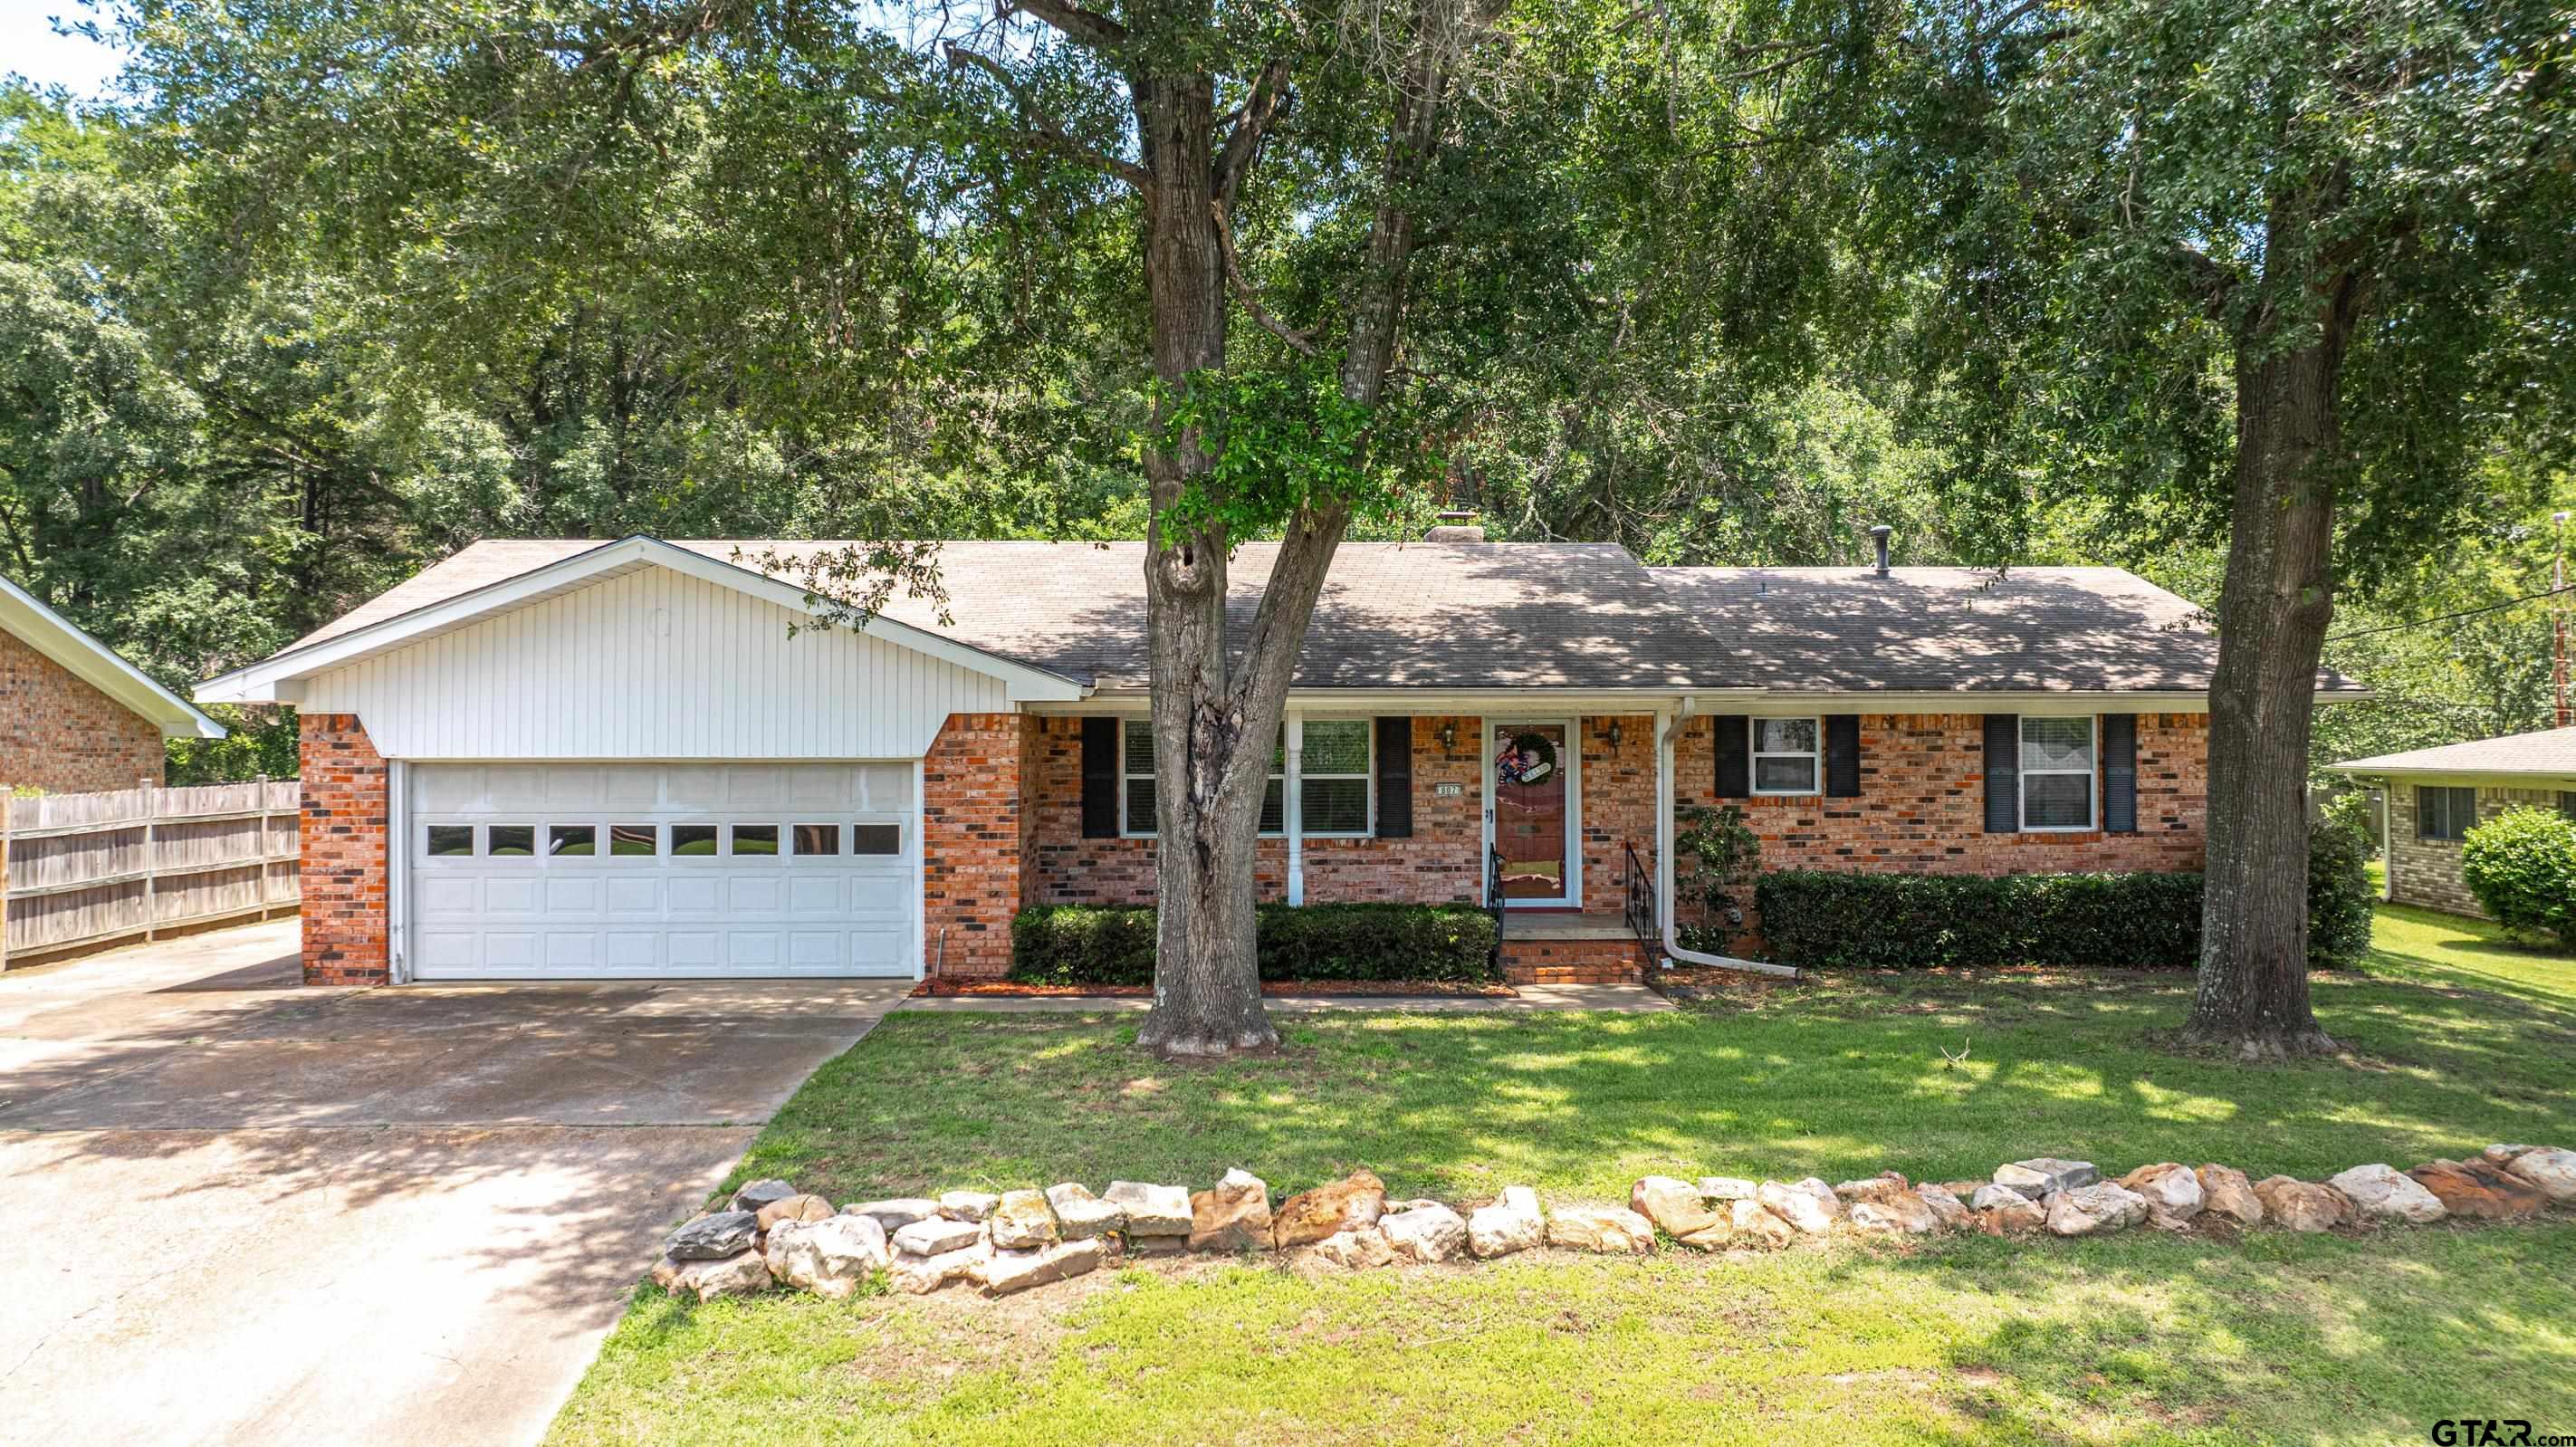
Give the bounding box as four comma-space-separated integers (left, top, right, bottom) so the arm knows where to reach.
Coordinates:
0, 921, 906, 1446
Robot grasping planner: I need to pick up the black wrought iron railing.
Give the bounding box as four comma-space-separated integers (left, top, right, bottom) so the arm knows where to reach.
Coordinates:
1485, 844, 1507, 971
1623, 841, 1658, 956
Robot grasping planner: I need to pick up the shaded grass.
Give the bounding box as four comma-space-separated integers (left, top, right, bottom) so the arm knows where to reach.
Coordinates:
551, 904, 2576, 1445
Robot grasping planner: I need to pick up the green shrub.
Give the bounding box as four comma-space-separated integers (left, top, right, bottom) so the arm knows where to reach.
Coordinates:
1754, 870, 2205, 969
1010, 902, 1500, 985
2460, 806, 2576, 946
2305, 819, 2377, 969
1756, 830, 2375, 972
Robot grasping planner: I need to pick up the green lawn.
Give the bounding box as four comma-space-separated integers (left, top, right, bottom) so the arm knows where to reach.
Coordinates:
551, 905, 2576, 1446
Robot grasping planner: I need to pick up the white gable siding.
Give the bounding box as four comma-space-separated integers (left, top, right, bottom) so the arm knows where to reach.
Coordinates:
298, 569, 1007, 760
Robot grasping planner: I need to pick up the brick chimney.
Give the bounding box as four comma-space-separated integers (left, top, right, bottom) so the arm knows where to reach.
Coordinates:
1426, 509, 1487, 543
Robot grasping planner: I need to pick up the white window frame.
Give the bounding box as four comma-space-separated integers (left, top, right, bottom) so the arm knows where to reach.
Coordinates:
1750, 716, 1824, 797
2018, 714, 2100, 832
1296, 716, 1377, 839
1119, 719, 1292, 838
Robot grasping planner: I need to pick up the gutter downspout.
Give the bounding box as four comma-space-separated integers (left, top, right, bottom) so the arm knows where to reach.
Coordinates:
1657, 697, 1802, 980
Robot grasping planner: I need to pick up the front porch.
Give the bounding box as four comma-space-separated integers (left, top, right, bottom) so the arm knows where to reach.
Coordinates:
1494, 908, 1653, 985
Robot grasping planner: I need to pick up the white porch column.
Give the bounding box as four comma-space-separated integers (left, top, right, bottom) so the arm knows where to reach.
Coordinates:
1285, 708, 1306, 906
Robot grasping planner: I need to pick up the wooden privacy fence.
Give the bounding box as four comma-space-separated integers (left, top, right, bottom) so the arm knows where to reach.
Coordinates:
2, 780, 301, 966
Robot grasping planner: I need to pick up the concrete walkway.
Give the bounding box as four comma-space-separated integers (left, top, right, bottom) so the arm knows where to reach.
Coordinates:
898, 982, 1673, 1013
0, 923, 906, 1446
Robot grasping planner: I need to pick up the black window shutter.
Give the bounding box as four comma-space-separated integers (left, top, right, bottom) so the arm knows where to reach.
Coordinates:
1079, 717, 1119, 838
2417, 787, 2436, 840
2102, 714, 2138, 833
1824, 714, 1861, 798
1713, 715, 1750, 798
1983, 714, 2021, 833
1374, 716, 1413, 838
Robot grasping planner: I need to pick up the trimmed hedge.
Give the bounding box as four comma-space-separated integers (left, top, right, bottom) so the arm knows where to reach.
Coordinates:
1757, 824, 2377, 972
2460, 806, 2576, 946
1756, 870, 2204, 970
1010, 903, 1501, 985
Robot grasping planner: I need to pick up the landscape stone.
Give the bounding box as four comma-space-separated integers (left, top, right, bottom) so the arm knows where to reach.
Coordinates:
2328, 1164, 2447, 1223
1272, 1170, 1387, 1249
1994, 1158, 2098, 1197
1468, 1186, 1545, 1259
1968, 1183, 2032, 1212
1834, 1173, 1910, 1203
2482, 1143, 2542, 1165
666, 1210, 760, 1261
892, 1216, 985, 1258
1914, 1183, 1972, 1230
1105, 1181, 1193, 1237
1755, 1180, 1839, 1235
2045, 1182, 2150, 1236
844, 1198, 941, 1232
651, 1249, 771, 1300
755, 1193, 835, 1231
1977, 1194, 2045, 1234
1630, 1175, 1724, 1239
2118, 1163, 2205, 1228
890, 1241, 991, 1295
1044, 1183, 1127, 1241
1697, 1176, 1758, 1202
990, 1189, 1060, 1249
1849, 1189, 1941, 1234
1729, 1196, 1796, 1248
938, 1191, 1001, 1223
1122, 1235, 1190, 1257
1379, 1203, 1470, 1263
1547, 1205, 1655, 1253
982, 1237, 1106, 1297
1189, 1168, 1274, 1252
2195, 1164, 2264, 1228
729, 1179, 799, 1214
2253, 1176, 2349, 1232
771, 1214, 892, 1298
2495, 1146, 2576, 1201
1313, 1226, 1396, 1269
2406, 1159, 2544, 1220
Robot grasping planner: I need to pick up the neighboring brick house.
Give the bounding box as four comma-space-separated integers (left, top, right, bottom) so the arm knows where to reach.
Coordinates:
2333, 728, 2576, 919
196, 532, 2364, 989
0, 574, 224, 794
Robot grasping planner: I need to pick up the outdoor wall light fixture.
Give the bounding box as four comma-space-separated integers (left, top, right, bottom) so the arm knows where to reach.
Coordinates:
1607, 723, 1623, 748
1439, 723, 1458, 750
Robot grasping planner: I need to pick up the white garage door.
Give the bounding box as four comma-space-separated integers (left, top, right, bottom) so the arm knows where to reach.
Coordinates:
407, 762, 918, 980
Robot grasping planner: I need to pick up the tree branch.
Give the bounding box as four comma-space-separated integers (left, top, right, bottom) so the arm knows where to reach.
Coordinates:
1213, 59, 1293, 213
998, 0, 1125, 51
1211, 201, 1318, 355
942, 42, 1152, 190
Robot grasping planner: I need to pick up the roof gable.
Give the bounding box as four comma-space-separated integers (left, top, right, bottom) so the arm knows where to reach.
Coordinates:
196, 536, 1087, 705
0, 575, 225, 740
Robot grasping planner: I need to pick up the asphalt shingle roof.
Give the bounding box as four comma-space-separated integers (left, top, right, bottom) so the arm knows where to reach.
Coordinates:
282, 539, 2361, 696
2332, 726, 2576, 776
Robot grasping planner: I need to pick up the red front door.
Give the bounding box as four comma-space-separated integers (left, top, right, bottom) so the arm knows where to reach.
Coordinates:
1491, 723, 1571, 904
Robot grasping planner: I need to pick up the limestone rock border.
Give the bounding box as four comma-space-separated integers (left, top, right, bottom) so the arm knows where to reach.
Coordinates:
644, 1144, 2573, 1303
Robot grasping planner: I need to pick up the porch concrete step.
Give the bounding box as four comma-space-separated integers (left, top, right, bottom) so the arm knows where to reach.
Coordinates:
1498, 934, 1646, 986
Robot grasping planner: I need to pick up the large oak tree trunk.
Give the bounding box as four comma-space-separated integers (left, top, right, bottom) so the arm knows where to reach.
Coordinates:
2184, 254, 2365, 1059
1129, 68, 1286, 1057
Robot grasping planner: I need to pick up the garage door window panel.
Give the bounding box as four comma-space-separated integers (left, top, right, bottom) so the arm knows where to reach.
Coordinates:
731, 825, 780, 856
852, 824, 902, 855
609, 825, 657, 857
426, 825, 475, 858
794, 824, 842, 856
549, 825, 597, 857
488, 826, 536, 857
672, 825, 719, 856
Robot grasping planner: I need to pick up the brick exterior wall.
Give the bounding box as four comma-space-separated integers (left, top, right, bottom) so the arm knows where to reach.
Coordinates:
1018, 714, 1491, 909
923, 712, 1028, 977
2385, 780, 2566, 919
0, 626, 166, 793
299, 713, 390, 985
1576, 715, 1659, 915
1671, 712, 2208, 945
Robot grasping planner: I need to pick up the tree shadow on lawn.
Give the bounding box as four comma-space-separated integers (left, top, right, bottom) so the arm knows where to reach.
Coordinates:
741, 963, 2576, 1212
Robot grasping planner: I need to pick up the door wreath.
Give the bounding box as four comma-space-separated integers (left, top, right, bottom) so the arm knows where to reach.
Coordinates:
1494, 730, 1558, 785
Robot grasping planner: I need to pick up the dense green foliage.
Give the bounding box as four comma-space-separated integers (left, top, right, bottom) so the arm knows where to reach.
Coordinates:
1756, 870, 2207, 970
2306, 819, 2380, 967
1757, 836, 2375, 971
1010, 903, 1499, 985
2461, 807, 2576, 946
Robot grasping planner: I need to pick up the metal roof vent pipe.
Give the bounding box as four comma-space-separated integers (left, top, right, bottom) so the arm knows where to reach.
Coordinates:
1868, 523, 1893, 578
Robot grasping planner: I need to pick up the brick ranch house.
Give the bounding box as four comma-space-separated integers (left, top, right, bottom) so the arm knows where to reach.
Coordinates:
1, 572, 225, 793
195, 533, 2363, 987
2332, 727, 2576, 918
